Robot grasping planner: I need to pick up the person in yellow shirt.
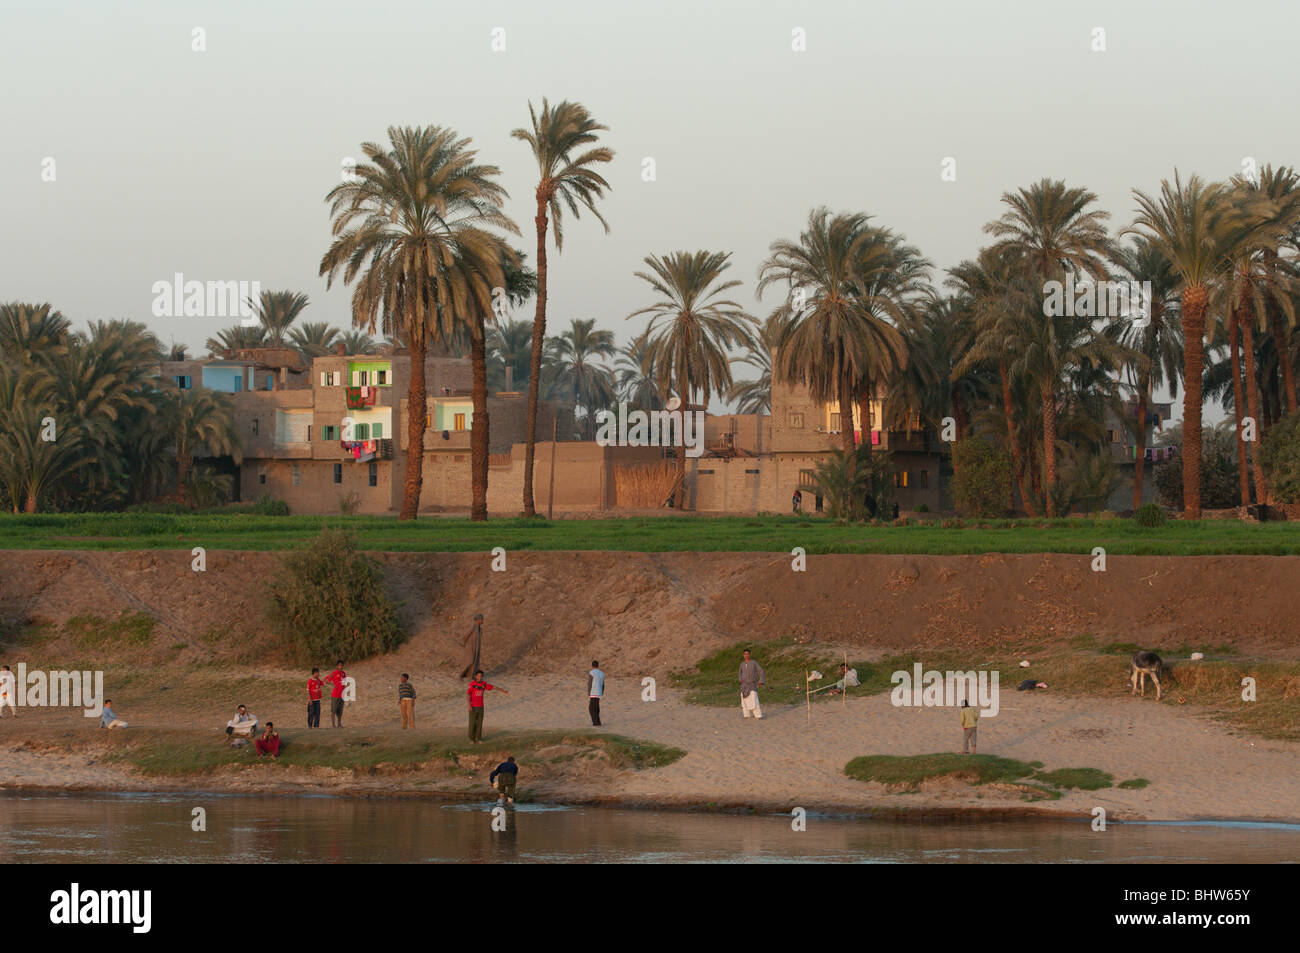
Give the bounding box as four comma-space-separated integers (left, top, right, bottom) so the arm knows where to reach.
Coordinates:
960, 700, 979, 754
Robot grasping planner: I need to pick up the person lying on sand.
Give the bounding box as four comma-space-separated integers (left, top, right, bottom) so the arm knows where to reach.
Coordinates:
827, 663, 860, 695
1016, 679, 1048, 691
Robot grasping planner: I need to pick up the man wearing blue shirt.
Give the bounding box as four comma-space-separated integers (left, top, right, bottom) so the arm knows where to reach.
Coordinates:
587, 661, 605, 726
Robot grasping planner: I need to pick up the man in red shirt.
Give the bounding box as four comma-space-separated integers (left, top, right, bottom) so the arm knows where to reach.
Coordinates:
467, 669, 508, 743
325, 661, 348, 728
306, 667, 324, 728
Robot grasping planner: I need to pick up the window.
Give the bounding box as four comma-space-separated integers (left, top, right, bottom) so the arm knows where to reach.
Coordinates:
233, 376, 243, 393
368, 462, 378, 487
918, 470, 928, 488
307, 425, 312, 442
895, 470, 910, 488
292, 464, 300, 487
251, 418, 259, 435
425, 413, 433, 428
789, 413, 805, 430
377, 370, 387, 386
174, 375, 191, 389
454, 412, 466, 431
372, 423, 382, 439
320, 370, 340, 387
798, 469, 816, 487
258, 469, 266, 485
830, 413, 842, 430
745, 468, 759, 475
698, 469, 715, 475
355, 423, 370, 440
322, 425, 337, 441
333, 464, 343, 485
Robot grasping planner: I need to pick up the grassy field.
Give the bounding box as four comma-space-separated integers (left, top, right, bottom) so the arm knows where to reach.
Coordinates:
3, 511, 1299, 555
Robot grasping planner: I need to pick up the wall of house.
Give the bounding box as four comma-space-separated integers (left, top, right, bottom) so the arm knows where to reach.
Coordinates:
240, 457, 395, 514
201, 365, 249, 393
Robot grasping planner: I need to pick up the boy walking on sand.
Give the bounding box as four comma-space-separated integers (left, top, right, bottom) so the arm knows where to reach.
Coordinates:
398, 673, 416, 728
490, 755, 518, 805
587, 661, 605, 726
467, 670, 506, 743
306, 668, 323, 728
738, 649, 766, 719
960, 700, 979, 754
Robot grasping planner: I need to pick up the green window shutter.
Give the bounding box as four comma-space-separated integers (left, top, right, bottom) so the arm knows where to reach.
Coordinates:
372, 423, 382, 439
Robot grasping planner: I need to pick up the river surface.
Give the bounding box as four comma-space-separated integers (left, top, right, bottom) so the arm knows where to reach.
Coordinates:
1, 792, 1296, 863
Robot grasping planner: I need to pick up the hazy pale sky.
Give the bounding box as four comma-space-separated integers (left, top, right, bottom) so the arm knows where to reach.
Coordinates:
5, 0, 1297, 421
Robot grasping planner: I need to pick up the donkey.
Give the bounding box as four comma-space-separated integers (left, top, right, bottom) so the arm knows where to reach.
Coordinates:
1130, 651, 1163, 701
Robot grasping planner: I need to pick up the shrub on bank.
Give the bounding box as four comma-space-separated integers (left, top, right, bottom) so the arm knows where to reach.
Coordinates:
264, 528, 404, 663
950, 438, 1012, 518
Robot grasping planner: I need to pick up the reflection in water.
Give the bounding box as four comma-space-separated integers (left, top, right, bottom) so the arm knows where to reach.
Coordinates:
1, 792, 1296, 864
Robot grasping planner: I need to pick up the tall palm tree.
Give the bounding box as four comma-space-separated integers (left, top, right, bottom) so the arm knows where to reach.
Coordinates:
0, 364, 93, 512
248, 290, 311, 346
1108, 239, 1183, 509
615, 330, 664, 411
949, 247, 1040, 513
630, 250, 756, 507
547, 318, 616, 438
287, 321, 341, 360
1129, 173, 1249, 518
984, 179, 1113, 514
512, 99, 614, 516
757, 209, 904, 454
1249, 165, 1300, 414
320, 126, 517, 520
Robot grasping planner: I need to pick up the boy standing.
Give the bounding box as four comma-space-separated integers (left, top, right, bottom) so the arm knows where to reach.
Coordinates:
587, 661, 605, 727
398, 673, 416, 728
960, 700, 979, 754
467, 670, 507, 743
325, 661, 347, 728
306, 668, 323, 728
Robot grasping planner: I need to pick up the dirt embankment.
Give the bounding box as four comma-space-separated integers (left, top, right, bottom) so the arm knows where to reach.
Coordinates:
1, 550, 1297, 673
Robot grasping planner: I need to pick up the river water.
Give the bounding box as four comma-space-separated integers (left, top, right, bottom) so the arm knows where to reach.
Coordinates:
1, 792, 1295, 863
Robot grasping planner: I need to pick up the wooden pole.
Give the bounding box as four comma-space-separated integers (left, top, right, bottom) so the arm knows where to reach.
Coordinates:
842, 649, 847, 710
806, 668, 811, 726
547, 415, 557, 519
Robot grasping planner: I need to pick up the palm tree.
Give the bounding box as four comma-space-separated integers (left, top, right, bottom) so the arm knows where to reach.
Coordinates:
630, 250, 756, 507
1129, 173, 1249, 518
206, 324, 267, 355
173, 387, 241, 499
321, 126, 517, 520
547, 318, 616, 438
338, 329, 378, 355
248, 290, 311, 346
984, 179, 1114, 515
288, 321, 341, 360
727, 312, 789, 415
488, 319, 535, 392
757, 209, 905, 454
512, 99, 614, 516
615, 331, 664, 411
0, 364, 93, 512
165, 341, 189, 361
0, 302, 70, 367
1108, 239, 1183, 509
1249, 165, 1300, 414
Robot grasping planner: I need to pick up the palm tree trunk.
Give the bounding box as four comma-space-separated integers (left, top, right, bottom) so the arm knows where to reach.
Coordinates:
1241, 319, 1269, 504
521, 196, 549, 517
1181, 285, 1208, 519
1264, 250, 1298, 414
470, 323, 490, 522
1132, 384, 1148, 511
838, 362, 855, 453
1228, 310, 1251, 505
1042, 385, 1058, 518
1001, 364, 1035, 516
401, 330, 427, 520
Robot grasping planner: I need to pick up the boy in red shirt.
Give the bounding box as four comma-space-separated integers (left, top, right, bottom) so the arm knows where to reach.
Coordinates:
467, 669, 507, 743
306, 668, 324, 728
325, 661, 347, 728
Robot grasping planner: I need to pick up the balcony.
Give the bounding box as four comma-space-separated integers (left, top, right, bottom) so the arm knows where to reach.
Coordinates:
340, 438, 393, 461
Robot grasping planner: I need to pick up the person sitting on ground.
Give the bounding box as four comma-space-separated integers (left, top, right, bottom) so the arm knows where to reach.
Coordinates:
1016, 679, 1048, 691
99, 699, 128, 730
255, 721, 282, 758
489, 756, 518, 805
828, 662, 860, 695
226, 705, 258, 745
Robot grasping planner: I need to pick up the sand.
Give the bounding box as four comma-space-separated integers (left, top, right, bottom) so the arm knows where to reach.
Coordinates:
3, 672, 1296, 822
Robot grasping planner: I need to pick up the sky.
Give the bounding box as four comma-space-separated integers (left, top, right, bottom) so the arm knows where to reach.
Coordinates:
5, 0, 1298, 422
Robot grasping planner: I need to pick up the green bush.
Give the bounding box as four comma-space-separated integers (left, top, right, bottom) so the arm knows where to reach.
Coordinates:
1134, 503, 1165, 528
264, 529, 404, 663
1258, 411, 1300, 504
915, 502, 929, 513
252, 495, 290, 516
950, 437, 1012, 518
